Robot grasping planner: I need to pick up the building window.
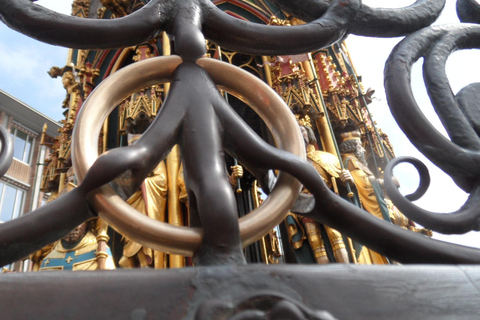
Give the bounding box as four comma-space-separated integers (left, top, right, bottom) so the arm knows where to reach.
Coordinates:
10, 127, 34, 165
0, 182, 26, 222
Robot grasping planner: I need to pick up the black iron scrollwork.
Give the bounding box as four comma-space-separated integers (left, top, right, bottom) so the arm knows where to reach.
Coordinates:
269, 0, 446, 37
1, 0, 480, 268
457, 0, 480, 24
384, 23, 480, 234
0, 0, 360, 57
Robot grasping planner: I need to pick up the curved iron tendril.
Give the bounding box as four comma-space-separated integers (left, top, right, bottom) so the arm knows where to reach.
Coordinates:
0, 125, 13, 178
0, 0, 358, 59
385, 157, 431, 203
1, 0, 480, 267
268, 0, 446, 37
0, 0, 167, 50
457, 0, 480, 24
385, 23, 480, 234
0, 0, 444, 57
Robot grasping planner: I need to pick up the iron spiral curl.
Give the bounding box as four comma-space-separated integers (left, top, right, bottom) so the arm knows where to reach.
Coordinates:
385, 23, 480, 234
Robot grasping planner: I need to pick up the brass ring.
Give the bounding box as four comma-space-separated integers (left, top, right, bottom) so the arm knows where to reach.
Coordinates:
73, 56, 304, 256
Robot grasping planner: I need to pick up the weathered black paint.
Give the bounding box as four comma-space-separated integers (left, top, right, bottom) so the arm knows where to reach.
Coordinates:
384, 24, 480, 234
0, 0, 479, 271
1, 265, 480, 319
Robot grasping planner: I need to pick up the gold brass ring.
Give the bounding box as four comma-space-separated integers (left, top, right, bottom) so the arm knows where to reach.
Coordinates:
73, 56, 304, 256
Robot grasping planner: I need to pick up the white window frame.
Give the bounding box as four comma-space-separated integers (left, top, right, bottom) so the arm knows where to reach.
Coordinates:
10, 125, 35, 165
0, 181, 26, 223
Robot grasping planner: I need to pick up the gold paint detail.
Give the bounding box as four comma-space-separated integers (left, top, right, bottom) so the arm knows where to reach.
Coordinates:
100, 0, 132, 17
72, 0, 90, 18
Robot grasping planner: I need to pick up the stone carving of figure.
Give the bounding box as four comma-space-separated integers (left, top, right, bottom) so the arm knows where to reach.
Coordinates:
38, 220, 115, 271
288, 125, 353, 264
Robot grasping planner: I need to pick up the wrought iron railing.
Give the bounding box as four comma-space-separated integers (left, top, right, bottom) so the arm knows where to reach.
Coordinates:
0, 0, 479, 267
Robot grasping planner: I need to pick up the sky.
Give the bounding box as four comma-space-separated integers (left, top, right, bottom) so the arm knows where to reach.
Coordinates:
0, 0, 479, 248
0, 0, 71, 122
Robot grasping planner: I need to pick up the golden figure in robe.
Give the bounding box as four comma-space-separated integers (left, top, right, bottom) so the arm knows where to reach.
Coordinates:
335, 121, 392, 264
287, 125, 353, 264
118, 133, 185, 268
119, 133, 243, 269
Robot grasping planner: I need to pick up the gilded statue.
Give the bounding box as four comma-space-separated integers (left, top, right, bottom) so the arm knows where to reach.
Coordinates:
287, 125, 353, 264
38, 220, 115, 271
119, 133, 172, 268
334, 120, 391, 264
386, 195, 432, 236
116, 89, 188, 269
119, 132, 243, 269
